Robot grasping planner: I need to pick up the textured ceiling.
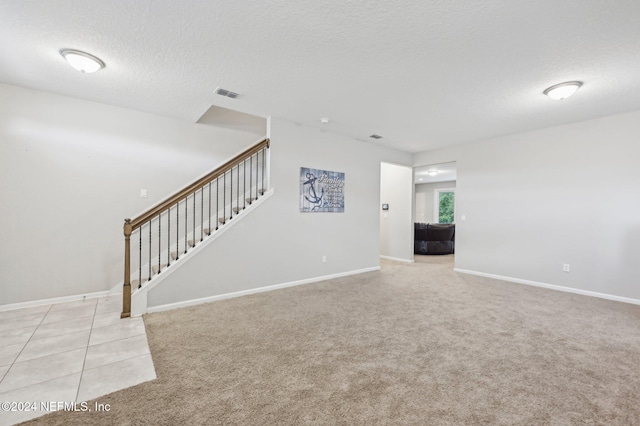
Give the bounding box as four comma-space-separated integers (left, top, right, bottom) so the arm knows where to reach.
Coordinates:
2, 1, 640, 153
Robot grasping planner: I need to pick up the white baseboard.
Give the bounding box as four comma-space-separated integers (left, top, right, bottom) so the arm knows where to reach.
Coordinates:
454, 268, 640, 306
147, 266, 381, 314
380, 255, 414, 263
130, 189, 275, 317
0, 289, 117, 312
134, 189, 275, 297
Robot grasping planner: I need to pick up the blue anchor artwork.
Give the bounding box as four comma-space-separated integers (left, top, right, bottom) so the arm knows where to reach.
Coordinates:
303, 172, 324, 210
300, 167, 345, 213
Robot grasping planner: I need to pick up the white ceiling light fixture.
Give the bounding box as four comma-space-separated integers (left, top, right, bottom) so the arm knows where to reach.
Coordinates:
60, 49, 105, 73
543, 81, 583, 100
320, 117, 330, 124
426, 170, 439, 176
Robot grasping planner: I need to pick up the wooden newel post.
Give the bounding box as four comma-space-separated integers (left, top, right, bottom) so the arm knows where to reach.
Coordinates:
121, 218, 133, 318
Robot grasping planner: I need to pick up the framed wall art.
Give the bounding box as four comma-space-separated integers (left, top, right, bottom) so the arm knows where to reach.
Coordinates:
300, 167, 345, 213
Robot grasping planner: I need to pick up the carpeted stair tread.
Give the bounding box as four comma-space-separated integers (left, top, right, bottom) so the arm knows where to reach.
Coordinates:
130, 189, 267, 286
151, 264, 169, 275
131, 277, 149, 287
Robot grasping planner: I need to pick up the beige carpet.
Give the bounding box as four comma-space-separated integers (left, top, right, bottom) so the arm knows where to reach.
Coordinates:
26, 255, 640, 425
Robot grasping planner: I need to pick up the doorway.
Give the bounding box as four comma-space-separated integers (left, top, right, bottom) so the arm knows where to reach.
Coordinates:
413, 161, 457, 262
414, 161, 457, 223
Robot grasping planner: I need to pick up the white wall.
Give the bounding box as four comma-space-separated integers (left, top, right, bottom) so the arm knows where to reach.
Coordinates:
413, 109, 640, 301
379, 162, 413, 262
146, 119, 412, 308
0, 84, 264, 306
415, 181, 456, 223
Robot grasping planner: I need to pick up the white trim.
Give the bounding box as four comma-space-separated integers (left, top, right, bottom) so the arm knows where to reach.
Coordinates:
131, 287, 147, 318
380, 255, 414, 263
130, 189, 274, 316
454, 268, 640, 306
109, 282, 123, 294
119, 187, 272, 299
266, 116, 271, 139
147, 266, 381, 314
135, 188, 274, 295
0, 289, 116, 312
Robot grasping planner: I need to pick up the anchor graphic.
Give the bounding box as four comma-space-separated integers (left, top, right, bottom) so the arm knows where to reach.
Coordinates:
303, 172, 324, 210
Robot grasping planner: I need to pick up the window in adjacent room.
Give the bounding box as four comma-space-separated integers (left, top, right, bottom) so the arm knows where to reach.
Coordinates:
434, 188, 455, 224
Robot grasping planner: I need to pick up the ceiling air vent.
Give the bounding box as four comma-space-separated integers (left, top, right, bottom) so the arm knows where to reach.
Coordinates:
215, 87, 239, 99
370, 134, 383, 139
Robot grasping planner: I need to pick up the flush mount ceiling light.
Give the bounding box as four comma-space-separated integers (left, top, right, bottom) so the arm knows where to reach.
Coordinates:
320, 117, 330, 124
59, 49, 105, 73
543, 81, 583, 100
426, 170, 439, 176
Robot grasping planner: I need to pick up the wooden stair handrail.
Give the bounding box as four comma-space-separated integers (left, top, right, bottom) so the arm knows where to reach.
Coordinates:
121, 137, 269, 319
127, 138, 269, 230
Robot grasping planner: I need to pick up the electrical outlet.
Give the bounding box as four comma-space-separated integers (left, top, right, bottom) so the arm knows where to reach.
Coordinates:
562, 264, 570, 272
140, 189, 148, 198
322, 255, 327, 263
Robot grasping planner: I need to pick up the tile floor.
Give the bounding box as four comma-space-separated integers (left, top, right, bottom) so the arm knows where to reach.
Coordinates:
0, 295, 156, 425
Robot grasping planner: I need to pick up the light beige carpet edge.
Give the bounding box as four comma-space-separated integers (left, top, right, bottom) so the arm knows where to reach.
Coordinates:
24, 256, 640, 425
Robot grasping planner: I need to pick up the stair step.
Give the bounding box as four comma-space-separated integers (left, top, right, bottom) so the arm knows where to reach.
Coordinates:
131, 278, 149, 288
166, 228, 214, 262
151, 264, 169, 275
170, 240, 197, 261
132, 191, 266, 284
244, 188, 267, 204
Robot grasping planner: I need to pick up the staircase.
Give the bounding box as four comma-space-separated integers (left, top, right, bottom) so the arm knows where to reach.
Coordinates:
121, 138, 270, 318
